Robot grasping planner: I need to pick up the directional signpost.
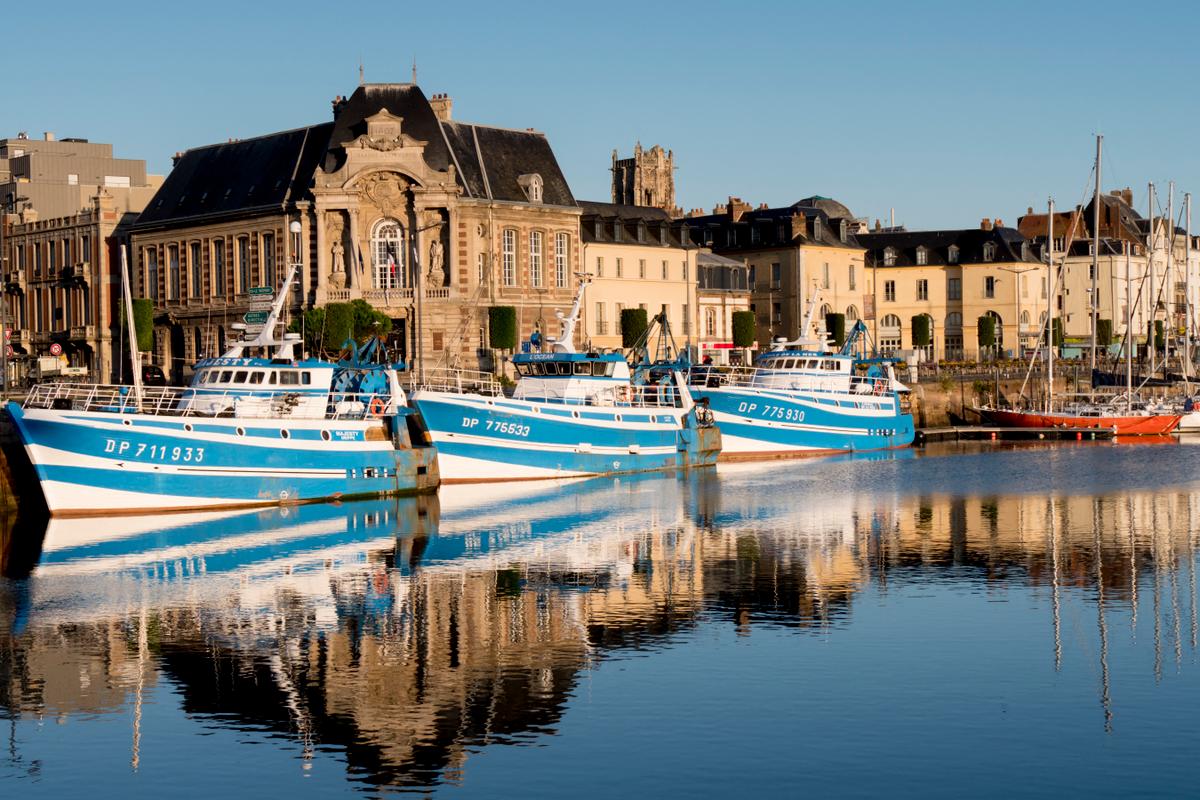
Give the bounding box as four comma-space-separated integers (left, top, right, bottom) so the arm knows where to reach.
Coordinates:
243, 288, 274, 337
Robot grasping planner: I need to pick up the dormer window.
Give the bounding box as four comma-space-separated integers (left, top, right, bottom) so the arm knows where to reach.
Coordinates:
883, 247, 897, 267
948, 245, 960, 264
983, 242, 996, 262
812, 217, 822, 239
518, 173, 544, 204
916, 246, 928, 266
839, 220, 848, 243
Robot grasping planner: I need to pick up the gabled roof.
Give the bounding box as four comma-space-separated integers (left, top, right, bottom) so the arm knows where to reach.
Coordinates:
134, 123, 332, 228
858, 227, 1038, 267
445, 121, 574, 206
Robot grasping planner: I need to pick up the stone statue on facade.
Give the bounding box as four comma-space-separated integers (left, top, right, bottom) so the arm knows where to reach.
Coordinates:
330, 241, 347, 288
427, 237, 445, 287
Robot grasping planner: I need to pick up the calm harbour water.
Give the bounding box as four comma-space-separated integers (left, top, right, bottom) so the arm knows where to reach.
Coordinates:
2, 441, 1200, 797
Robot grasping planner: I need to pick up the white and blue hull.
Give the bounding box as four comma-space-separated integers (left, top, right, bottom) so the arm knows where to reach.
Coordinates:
7, 402, 439, 515
412, 390, 720, 482
695, 385, 914, 457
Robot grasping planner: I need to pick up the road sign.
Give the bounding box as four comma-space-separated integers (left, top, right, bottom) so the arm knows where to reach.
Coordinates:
4, 345, 11, 358
248, 299, 273, 311
49, 343, 62, 356
243, 311, 269, 325
243, 325, 264, 336
249, 286, 274, 296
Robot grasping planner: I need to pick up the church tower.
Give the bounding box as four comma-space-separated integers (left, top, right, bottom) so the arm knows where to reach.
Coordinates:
611, 143, 679, 216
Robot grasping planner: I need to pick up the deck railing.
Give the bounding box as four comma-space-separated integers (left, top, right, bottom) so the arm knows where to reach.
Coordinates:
419, 368, 503, 396
688, 366, 894, 399
21, 383, 400, 420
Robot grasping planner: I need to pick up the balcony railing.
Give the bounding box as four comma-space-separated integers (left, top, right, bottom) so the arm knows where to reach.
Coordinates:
70, 325, 96, 340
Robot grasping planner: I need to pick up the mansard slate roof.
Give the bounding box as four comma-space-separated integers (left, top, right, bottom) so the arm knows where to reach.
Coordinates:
683, 199, 862, 250
578, 200, 688, 247
134, 123, 333, 228
858, 227, 1038, 267
136, 83, 574, 228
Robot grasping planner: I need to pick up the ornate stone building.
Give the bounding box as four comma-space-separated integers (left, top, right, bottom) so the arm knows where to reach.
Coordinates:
611, 143, 679, 217
129, 84, 581, 381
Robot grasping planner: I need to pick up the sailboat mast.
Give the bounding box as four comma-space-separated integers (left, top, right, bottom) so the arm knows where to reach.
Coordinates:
1187, 192, 1193, 378
1047, 198, 1055, 413
1126, 241, 1133, 414
1149, 183, 1157, 376
1167, 183, 1175, 369
1091, 135, 1101, 374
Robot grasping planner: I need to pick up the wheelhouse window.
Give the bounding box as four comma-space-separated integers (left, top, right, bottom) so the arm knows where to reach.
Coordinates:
372, 219, 404, 289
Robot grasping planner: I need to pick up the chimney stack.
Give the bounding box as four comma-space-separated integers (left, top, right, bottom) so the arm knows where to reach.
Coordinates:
43, 131, 54, 142
981, 218, 993, 231
429, 92, 453, 121
994, 218, 1004, 228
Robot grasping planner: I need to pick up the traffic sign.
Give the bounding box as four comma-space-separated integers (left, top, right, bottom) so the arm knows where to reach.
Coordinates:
249, 286, 274, 296
243, 311, 269, 325
243, 325, 264, 336
248, 299, 273, 311
4, 345, 11, 358
49, 342, 62, 356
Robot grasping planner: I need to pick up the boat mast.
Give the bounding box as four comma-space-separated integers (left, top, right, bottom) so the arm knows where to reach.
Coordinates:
1126, 241, 1133, 413
1091, 134, 1101, 374
550, 273, 591, 354
1148, 183, 1157, 376
1167, 182, 1175, 370
1187, 192, 1193, 380
119, 245, 143, 406
1047, 198, 1055, 413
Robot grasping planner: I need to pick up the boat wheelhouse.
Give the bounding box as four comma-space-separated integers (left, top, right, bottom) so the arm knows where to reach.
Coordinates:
411, 275, 720, 482
7, 256, 438, 516
689, 299, 915, 458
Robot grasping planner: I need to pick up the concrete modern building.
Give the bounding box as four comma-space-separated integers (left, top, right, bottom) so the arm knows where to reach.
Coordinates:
0, 133, 161, 382
858, 221, 1048, 361
129, 83, 581, 382
682, 196, 867, 350
578, 201, 696, 352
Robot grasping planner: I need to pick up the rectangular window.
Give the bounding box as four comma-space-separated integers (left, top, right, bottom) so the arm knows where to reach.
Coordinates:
555, 233, 568, 288
213, 240, 226, 297
238, 237, 250, 292
1041, 277, 1047, 299
662, 260, 669, 280
502, 229, 516, 286
189, 241, 202, 298
477, 252, 486, 284
682, 260, 688, 281
639, 259, 646, 279
822, 263, 830, 289
1020, 273, 1028, 298
529, 230, 543, 286
616, 257, 624, 278
168, 245, 181, 300
916, 279, 928, 301
34, 243, 42, 276
947, 277, 961, 300
145, 248, 159, 300
985, 276, 996, 299
884, 280, 896, 302
595, 302, 607, 335
849, 265, 856, 291
14, 244, 24, 271
261, 233, 275, 288
67, 173, 78, 185
771, 263, 781, 288
49, 240, 57, 273
682, 303, 690, 334
80, 234, 91, 263
748, 265, 756, 289
596, 256, 604, 277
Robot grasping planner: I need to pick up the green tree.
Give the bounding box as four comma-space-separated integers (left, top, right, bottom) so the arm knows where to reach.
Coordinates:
731, 310, 756, 348
977, 315, 996, 348
825, 312, 846, 348
620, 307, 649, 348
489, 306, 518, 350
349, 299, 392, 339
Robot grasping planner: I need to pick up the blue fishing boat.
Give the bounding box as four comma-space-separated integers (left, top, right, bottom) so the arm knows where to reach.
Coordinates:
690, 297, 914, 458
411, 276, 720, 482
7, 257, 438, 516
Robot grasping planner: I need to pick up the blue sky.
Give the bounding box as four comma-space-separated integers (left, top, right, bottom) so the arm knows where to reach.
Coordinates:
6, 0, 1199, 229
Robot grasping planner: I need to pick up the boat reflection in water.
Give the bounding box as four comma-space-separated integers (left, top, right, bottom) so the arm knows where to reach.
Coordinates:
2, 443, 1200, 793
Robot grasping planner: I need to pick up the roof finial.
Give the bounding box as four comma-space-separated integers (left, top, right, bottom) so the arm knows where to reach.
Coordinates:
358, 56, 364, 86
411, 56, 417, 84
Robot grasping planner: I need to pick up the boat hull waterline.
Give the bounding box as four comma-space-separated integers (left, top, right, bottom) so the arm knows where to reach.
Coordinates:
7, 402, 439, 516
977, 407, 1182, 436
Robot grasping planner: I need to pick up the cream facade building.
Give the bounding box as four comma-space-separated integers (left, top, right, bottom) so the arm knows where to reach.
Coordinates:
579, 202, 697, 352
129, 84, 580, 382
858, 222, 1048, 361
696, 251, 750, 364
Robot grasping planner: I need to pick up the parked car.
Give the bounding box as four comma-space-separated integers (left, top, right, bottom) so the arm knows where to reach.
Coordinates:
141, 365, 167, 387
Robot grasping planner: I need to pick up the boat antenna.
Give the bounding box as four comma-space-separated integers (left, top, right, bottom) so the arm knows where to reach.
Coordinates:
549, 273, 591, 354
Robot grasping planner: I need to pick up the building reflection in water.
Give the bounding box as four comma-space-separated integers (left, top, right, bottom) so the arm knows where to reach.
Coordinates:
1, 454, 1199, 790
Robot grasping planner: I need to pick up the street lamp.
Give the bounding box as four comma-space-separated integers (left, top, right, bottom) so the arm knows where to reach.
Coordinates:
0, 192, 29, 394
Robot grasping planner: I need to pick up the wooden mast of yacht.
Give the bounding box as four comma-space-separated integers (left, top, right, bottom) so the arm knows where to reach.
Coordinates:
1187, 193, 1193, 380
1126, 241, 1133, 413
1167, 183, 1175, 370
1148, 183, 1157, 377
1091, 135, 1101, 374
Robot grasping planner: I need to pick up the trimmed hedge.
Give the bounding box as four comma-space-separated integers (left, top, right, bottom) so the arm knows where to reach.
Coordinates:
489, 306, 518, 350
620, 307, 649, 348
977, 315, 996, 347
1096, 318, 1113, 346
731, 310, 756, 348
911, 314, 931, 347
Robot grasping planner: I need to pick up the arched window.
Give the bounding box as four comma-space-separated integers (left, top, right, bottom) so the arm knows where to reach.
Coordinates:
880, 314, 902, 330
944, 313, 964, 360
705, 308, 717, 337
1020, 310, 1030, 325
916, 246, 928, 266
948, 245, 960, 264
820, 303, 833, 318
982, 242, 996, 262
371, 218, 405, 289
846, 305, 859, 321
879, 314, 902, 355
